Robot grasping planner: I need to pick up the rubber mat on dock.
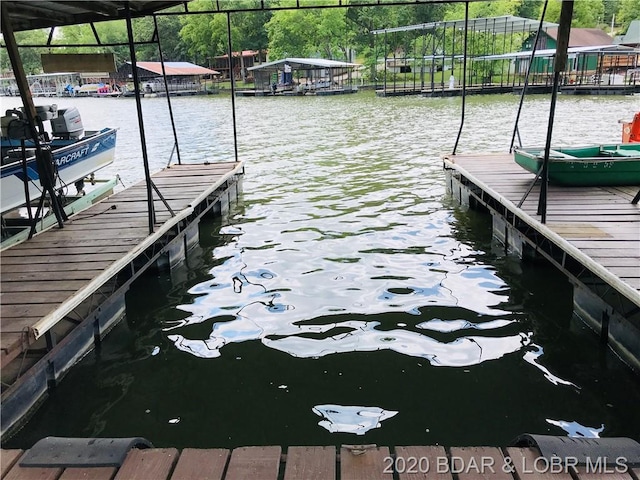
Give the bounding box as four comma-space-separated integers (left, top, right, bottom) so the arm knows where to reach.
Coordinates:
19, 436, 153, 467
512, 434, 640, 465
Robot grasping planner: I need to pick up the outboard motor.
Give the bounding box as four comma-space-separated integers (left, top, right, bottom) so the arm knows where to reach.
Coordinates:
50, 107, 83, 139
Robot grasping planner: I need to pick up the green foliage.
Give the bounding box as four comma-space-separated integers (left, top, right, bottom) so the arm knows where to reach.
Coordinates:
179, 0, 272, 62
616, 0, 640, 32
265, 9, 351, 60
543, 0, 605, 28
179, 1, 224, 60
1, 29, 49, 74
134, 15, 188, 61
444, 1, 521, 21
55, 21, 130, 64
3, 0, 619, 78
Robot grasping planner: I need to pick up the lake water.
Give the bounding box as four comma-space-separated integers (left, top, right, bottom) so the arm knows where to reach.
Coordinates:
3, 92, 640, 448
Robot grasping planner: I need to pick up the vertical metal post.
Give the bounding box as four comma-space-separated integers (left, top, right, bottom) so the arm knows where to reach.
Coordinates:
125, 3, 155, 234
452, 1, 469, 155
452, 23, 456, 86
430, 27, 435, 92
510, 0, 549, 152
1, 2, 67, 230
383, 30, 388, 93
227, 12, 239, 164
154, 14, 182, 165
420, 27, 425, 89
538, 0, 574, 224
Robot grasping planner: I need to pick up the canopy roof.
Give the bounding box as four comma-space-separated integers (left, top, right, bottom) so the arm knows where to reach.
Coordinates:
476, 44, 640, 61
545, 27, 614, 47
129, 61, 220, 76
248, 58, 360, 73
2, 1, 485, 34
0, 1, 183, 33
372, 15, 558, 35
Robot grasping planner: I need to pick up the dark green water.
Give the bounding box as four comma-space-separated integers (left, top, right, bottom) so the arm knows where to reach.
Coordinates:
4, 92, 639, 448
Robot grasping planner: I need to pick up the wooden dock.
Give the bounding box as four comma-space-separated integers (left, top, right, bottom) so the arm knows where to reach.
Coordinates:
2, 444, 639, 480
0, 161, 244, 437
443, 152, 640, 370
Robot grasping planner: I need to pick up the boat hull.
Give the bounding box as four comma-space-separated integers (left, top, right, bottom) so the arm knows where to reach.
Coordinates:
513, 144, 640, 186
1, 128, 117, 214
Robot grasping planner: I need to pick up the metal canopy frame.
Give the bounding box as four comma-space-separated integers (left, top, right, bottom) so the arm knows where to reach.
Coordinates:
0, 0, 485, 33
371, 15, 558, 36
0, 1, 185, 33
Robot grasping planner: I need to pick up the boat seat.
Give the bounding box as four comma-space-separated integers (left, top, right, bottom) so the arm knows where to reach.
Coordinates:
611, 148, 640, 157
541, 149, 575, 159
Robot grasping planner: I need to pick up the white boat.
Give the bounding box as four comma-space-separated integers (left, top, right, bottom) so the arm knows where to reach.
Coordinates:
1, 105, 117, 215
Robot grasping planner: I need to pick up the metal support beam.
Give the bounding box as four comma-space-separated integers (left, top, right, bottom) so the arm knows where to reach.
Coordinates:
153, 14, 182, 165
537, 0, 574, 224
452, 1, 469, 155
125, 3, 156, 234
1, 2, 67, 232
227, 12, 240, 164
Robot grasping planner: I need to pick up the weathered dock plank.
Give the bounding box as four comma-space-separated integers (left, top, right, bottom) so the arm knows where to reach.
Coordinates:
284, 446, 335, 480
224, 446, 281, 480
395, 445, 451, 480
1, 446, 638, 480
59, 467, 117, 480
170, 448, 229, 480
340, 446, 392, 480
114, 448, 178, 480
444, 152, 640, 369
449, 446, 512, 479
0, 162, 243, 373
505, 447, 573, 480
1, 450, 23, 477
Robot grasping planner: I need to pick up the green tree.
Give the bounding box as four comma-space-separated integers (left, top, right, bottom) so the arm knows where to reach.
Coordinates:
179, 0, 272, 64
543, 0, 605, 27
444, 0, 521, 21
1, 29, 49, 74
316, 9, 352, 59
55, 21, 130, 65
133, 14, 188, 62
265, 9, 318, 58
515, 0, 544, 20
179, 0, 223, 62
616, 0, 640, 32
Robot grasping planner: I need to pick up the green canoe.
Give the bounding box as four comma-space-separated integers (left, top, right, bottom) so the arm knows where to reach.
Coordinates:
513, 144, 640, 186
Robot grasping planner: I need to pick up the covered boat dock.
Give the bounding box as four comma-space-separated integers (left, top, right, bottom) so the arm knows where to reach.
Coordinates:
244, 57, 360, 96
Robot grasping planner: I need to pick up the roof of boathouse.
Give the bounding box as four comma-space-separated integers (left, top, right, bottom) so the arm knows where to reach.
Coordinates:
475, 43, 640, 61
371, 15, 558, 35
125, 61, 220, 76
615, 19, 640, 47
248, 58, 360, 73
544, 27, 614, 47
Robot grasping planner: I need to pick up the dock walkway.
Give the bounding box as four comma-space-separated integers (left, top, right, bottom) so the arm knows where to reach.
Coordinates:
443, 152, 640, 369
1, 161, 243, 436
1, 161, 242, 368
2, 444, 639, 480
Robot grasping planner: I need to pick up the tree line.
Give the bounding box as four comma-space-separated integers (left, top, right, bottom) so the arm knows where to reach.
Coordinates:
1, 0, 638, 77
